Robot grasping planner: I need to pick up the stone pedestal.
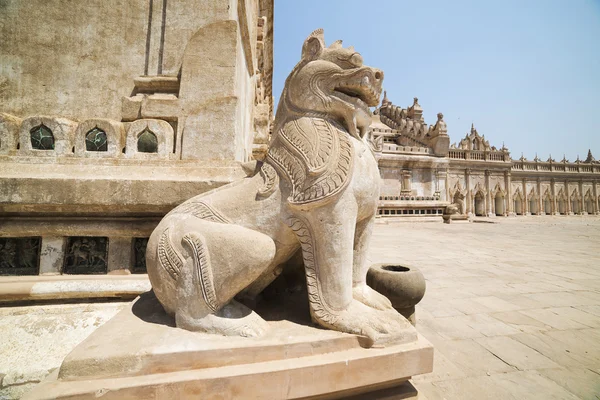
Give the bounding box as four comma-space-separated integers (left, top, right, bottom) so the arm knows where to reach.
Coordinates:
443, 214, 470, 224
24, 293, 433, 400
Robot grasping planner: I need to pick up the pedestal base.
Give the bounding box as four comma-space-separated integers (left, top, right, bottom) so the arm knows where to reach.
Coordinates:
442, 214, 470, 224
25, 292, 433, 400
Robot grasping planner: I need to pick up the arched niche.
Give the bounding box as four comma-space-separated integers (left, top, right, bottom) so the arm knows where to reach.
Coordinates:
474, 191, 485, 216
556, 189, 567, 215
138, 129, 158, 153
528, 189, 538, 215
513, 190, 524, 215
30, 124, 55, 150
584, 190, 594, 214
125, 119, 174, 159
543, 191, 552, 215
570, 190, 580, 214
74, 119, 125, 158
19, 116, 77, 157
494, 192, 505, 216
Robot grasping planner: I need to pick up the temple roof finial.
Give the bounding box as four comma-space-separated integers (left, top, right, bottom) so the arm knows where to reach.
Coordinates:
381, 90, 389, 106
470, 123, 477, 136
585, 149, 595, 163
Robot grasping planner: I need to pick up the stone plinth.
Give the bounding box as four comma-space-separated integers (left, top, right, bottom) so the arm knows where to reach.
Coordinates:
24, 293, 433, 400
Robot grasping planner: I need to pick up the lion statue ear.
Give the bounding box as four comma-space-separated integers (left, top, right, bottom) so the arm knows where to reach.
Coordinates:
301, 28, 325, 61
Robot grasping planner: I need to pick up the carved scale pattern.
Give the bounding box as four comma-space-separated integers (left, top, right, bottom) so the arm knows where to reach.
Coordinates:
158, 228, 183, 280
183, 233, 218, 313
268, 117, 353, 206
286, 216, 338, 325
166, 201, 231, 224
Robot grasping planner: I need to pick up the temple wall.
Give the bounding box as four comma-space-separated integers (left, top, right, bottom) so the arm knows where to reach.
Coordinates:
0, 0, 273, 282
0, 0, 264, 162
1, 1, 148, 120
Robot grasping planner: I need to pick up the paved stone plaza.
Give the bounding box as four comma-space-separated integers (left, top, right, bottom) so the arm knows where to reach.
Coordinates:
1, 217, 599, 399
369, 217, 600, 400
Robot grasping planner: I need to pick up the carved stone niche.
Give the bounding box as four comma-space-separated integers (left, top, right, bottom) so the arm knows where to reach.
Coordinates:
401, 170, 412, 194
19, 116, 77, 157
125, 119, 174, 159
0, 113, 22, 155
74, 119, 126, 158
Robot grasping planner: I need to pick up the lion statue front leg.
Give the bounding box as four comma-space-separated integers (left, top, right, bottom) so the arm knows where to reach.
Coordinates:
351, 215, 395, 311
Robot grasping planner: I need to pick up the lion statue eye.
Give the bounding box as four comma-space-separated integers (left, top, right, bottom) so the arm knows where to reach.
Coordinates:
350, 53, 363, 67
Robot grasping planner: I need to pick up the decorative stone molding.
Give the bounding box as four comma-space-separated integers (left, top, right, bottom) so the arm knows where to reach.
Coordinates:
125, 119, 174, 159
400, 170, 412, 194
0, 113, 22, 155
74, 119, 126, 158
19, 116, 77, 157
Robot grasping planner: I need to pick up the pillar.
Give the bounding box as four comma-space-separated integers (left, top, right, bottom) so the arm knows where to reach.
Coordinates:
566, 181, 572, 214
39, 237, 66, 275
445, 169, 450, 202
594, 180, 599, 215
465, 168, 472, 215
506, 171, 514, 216
107, 237, 133, 274
523, 178, 529, 216
579, 180, 585, 215
537, 179, 543, 215
551, 179, 559, 215
485, 170, 493, 217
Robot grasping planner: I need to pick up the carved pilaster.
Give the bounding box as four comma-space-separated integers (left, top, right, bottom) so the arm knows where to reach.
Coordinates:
523, 178, 529, 216
551, 178, 559, 215
485, 170, 493, 217
537, 178, 543, 215
465, 168, 472, 215
506, 170, 514, 216
400, 170, 412, 195
579, 180, 585, 215
594, 180, 599, 214
566, 180, 572, 214
445, 168, 450, 203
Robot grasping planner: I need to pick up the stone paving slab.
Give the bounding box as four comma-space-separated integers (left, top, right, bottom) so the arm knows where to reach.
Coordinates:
0, 302, 128, 399
369, 216, 600, 400
1, 216, 599, 399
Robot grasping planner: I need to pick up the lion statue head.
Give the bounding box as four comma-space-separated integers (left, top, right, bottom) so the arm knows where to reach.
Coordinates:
275, 29, 383, 140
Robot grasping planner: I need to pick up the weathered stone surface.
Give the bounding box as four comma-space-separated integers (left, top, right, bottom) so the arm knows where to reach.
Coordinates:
19, 116, 77, 157
146, 30, 413, 344
73, 119, 125, 158
368, 218, 600, 400
38, 237, 66, 275
0, 275, 150, 302
23, 293, 432, 400
125, 119, 174, 159
0, 113, 21, 155
0, 302, 127, 399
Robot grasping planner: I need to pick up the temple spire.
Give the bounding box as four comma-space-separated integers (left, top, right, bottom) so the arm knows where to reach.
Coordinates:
585, 149, 595, 163
381, 90, 390, 106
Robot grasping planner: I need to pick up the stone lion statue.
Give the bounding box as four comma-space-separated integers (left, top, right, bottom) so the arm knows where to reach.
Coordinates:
444, 204, 460, 215
146, 29, 408, 341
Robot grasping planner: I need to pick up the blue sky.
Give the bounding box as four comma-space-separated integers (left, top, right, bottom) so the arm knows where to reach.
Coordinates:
273, 0, 600, 161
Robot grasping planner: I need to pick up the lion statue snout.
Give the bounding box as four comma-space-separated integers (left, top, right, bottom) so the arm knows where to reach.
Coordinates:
279, 28, 383, 139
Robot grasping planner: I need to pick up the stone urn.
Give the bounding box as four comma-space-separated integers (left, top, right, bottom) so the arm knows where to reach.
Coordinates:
366, 264, 426, 325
